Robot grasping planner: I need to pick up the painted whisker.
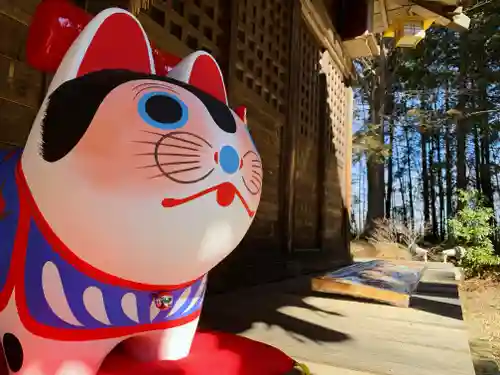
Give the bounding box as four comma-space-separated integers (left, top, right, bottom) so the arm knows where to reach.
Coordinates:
242, 177, 261, 195
243, 150, 259, 159
161, 160, 200, 166
141, 130, 166, 137
162, 131, 213, 148
252, 170, 262, 180
250, 180, 260, 189
157, 153, 200, 158
148, 173, 167, 180
134, 140, 203, 152
133, 140, 160, 146
137, 160, 200, 169
161, 168, 215, 184
136, 146, 201, 154
166, 166, 202, 175
251, 178, 262, 189
160, 144, 200, 151
164, 135, 203, 148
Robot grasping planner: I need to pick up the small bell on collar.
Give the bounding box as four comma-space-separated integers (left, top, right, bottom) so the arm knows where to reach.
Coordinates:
153, 292, 174, 310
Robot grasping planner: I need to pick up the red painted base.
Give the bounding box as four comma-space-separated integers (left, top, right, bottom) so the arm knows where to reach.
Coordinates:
99, 330, 295, 375
0, 331, 295, 375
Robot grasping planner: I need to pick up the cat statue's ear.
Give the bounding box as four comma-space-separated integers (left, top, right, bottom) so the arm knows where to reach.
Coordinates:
46, 8, 155, 95
167, 51, 228, 104
23, 8, 154, 166
234, 105, 247, 125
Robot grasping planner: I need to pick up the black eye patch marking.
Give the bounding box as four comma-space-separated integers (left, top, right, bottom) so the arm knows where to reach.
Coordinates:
197, 93, 236, 134
40, 69, 236, 163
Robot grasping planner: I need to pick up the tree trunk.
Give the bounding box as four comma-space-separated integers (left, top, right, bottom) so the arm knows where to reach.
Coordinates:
436, 128, 445, 240
444, 83, 454, 225
478, 79, 494, 209
456, 33, 468, 205
403, 116, 415, 229
395, 138, 408, 224
364, 36, 387, 233
420, 109, 430, 228
429, 135, 438, 239
473, 122, 482, 192
385, 119, 394, 219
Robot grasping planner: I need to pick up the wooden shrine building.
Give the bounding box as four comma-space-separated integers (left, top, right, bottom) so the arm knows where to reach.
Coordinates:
0, 0, 468, 291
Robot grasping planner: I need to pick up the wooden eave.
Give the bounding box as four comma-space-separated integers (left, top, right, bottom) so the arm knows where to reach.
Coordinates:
300, 0, 357, 80
373, 0, 471, 34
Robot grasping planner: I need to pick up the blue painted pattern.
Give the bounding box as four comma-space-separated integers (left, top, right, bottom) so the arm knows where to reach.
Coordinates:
24, 225, 205, 329
0, 149, 22, 295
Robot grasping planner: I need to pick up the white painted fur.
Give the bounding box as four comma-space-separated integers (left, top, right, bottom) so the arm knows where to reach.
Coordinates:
1, 7, 260, 375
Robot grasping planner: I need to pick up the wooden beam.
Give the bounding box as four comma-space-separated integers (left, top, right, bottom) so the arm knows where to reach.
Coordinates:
279, 0, 301, 254
344, 87, 354, 212
343, 34, 380, 58
0, 0, 31, 26
301, 0, 355, 80
224, 0, 240, 106
316, 72, 328, 250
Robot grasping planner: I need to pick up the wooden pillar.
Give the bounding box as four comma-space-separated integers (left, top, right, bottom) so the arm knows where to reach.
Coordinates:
279, 0, 301, 254
344, 87, 354, 211
224, 0, 240, 106
344, 86, 354, 249
316, 72, 328, 250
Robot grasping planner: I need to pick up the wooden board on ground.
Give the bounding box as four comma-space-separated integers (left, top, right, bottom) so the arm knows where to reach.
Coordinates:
311, 260, 427, 307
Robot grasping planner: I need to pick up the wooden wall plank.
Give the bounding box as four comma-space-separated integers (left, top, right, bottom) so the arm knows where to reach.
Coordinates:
0, 98, 35, 146
279, 0, 301, 254
0, 54, 42, 108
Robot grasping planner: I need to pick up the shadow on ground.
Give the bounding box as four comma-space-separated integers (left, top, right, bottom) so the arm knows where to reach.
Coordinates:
410, 281, 464, 321
472, 358, 500, 375
200, 284, 351, 344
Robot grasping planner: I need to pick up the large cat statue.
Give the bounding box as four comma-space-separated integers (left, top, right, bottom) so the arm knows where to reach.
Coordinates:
0, 3, 301, 375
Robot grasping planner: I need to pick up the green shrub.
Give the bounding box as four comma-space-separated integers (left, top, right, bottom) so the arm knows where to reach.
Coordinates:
449, 190, 500, 278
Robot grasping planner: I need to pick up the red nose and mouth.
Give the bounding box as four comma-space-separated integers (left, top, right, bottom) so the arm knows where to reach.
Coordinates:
162, 145, 257, 218
162, 182, 255, 218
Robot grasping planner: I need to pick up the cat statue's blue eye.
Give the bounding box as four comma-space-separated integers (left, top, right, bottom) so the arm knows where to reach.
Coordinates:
138, 91, 188, 130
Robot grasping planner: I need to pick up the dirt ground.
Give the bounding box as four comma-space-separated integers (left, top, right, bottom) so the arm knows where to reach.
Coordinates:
460, 279, 500, 375
350, 240, 413, 260
350, 239, 444, 261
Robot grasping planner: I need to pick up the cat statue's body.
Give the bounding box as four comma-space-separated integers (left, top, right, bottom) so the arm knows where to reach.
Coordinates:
0, 7, 261, 375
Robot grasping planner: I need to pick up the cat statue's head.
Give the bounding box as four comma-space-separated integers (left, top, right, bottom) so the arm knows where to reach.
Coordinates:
21, 8, 262, 286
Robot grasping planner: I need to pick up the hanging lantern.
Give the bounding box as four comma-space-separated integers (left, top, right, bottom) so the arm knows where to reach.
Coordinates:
383, 16, 435, 49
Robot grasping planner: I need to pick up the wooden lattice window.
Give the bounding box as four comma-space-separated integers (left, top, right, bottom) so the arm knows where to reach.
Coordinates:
146, 0, 229, 59
234, 0, 290, 114
292, 17, 324, 247
297, 19, 322, 147
321, 54, 346, 166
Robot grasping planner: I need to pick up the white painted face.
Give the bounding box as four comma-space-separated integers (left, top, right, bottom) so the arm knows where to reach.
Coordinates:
21, 8, 262, 286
